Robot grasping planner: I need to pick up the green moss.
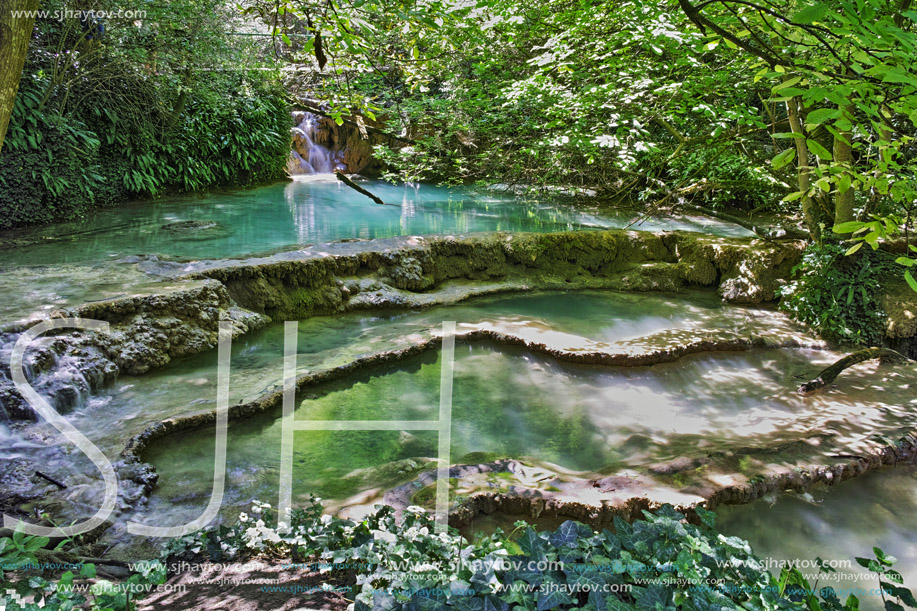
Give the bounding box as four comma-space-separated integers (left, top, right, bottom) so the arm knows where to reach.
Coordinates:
411, 478, 460, 507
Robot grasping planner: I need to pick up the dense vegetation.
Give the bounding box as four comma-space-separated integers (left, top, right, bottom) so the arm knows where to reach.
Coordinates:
3, 0, 916, 305
3, 501, 913, 610
0, 0, 290, 229
259, 0, 917, 309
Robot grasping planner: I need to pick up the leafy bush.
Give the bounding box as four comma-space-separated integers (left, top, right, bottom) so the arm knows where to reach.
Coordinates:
0, 530, 165, 611
778, 243, 891, 346
161, 498, 912, 611
0, 85, 106, 229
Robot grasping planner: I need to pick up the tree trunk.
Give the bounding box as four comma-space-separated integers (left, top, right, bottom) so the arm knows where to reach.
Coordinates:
895, 0, 913, 27
786, 97, 820, 240
833, 103, 855, 229
0, 0, 37, 152
797, 347, 909, 395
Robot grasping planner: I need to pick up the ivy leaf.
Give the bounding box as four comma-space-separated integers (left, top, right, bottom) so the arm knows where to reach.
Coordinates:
519, 528, 548, 560
549, 521, 580, 548
694, 506, 717, 529
482, 596, 508, 611
607, 595, 636, 611
536, 589, 572, 610
636, 584, 673, 610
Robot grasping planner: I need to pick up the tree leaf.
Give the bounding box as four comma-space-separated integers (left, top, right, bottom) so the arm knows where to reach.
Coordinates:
906, 271, 917, 294
794, 2, 829, 23
806, 107, 841, 126
834, 221, 865, 234
773, 76, 802, 91
846, 242, 864, 255
772, 148, 796, 169
807, 139, 833, 160
837, 173, 852, 194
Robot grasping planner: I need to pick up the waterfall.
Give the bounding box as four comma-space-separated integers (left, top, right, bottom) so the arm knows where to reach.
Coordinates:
289, 111, 345, 175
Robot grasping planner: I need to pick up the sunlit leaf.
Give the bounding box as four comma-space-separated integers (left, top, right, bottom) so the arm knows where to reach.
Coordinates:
807, 139, 833, 161
772, 148, 796, 169
794, 2, 829, 23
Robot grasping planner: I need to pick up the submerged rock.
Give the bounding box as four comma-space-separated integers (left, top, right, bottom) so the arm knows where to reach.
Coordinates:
160, 220, 221, 232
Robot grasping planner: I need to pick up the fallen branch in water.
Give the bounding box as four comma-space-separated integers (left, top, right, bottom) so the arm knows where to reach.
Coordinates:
797, 347, 910, 395
34, 470, 67, 489
335, 171, 392, 206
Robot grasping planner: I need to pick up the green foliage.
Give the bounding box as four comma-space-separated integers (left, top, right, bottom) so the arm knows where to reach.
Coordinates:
250, 0, 917, 238
0, 0, 290, 229
161, 499, 912, 611
155, 82, 290, 193
778, 243, 891, 345
0, 84, 105, 228
833, 218, 917, 294
0, 530, 164, 611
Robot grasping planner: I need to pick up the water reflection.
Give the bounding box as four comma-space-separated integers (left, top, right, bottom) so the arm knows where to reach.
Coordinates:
718, 466, 917, 611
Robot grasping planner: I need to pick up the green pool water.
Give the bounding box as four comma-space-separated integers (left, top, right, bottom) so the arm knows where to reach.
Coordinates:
0, 177, 752, 323
0, 178, 751, 268
138, 342, 916, 516
9, 289, 917, 562
58, 289, 782, 452
717, 466, 917, 611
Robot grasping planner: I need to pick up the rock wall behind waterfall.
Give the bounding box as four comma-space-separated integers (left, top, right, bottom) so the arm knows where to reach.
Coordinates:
287, 109, 398, 176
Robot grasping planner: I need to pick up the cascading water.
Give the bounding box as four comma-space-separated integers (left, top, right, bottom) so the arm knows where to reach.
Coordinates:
0, 331, 118, 421
289, 111, 344, 175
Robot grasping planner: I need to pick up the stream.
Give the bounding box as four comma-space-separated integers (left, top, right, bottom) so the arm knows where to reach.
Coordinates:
1, 179, 915, 607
